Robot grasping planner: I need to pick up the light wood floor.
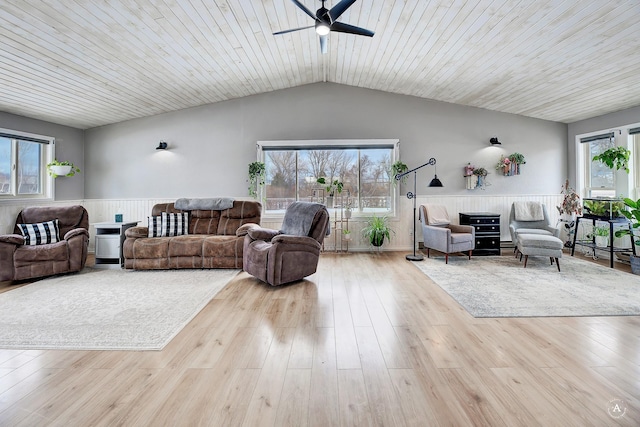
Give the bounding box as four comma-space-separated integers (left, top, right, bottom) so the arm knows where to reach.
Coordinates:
0, 251, 638, 426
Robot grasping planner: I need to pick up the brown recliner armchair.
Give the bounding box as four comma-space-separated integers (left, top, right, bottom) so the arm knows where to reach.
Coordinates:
0, 205, 89, 282
243, 201, 330, 286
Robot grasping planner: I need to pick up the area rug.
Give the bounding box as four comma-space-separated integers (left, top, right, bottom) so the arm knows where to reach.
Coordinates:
0, 268, 240, 350
412, 255, 640, 317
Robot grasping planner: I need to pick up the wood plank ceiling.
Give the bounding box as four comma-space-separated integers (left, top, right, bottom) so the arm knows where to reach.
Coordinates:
0, 0, 639, 130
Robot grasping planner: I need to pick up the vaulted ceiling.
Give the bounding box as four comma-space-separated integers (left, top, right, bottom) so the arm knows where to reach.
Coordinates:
1, 0, 639, 130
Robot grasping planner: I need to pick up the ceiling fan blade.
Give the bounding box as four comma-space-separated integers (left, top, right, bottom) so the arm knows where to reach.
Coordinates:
290, 0, 317, 21
319, 34, 328, 54
273, 25, 314, 35
330, 21, 374, 37
328, 0, 357, 22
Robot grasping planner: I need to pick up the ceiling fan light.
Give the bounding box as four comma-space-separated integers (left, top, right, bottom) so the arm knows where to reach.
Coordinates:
315, 22, 330, 36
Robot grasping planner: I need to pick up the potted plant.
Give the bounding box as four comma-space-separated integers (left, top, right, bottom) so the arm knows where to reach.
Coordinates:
557, 179, 582, 247
361, 214, 394, 247
495, 156, 511, 176
317, 177, 343, 196
344, 200, 352, 219
614, 197, 640, 274
592, 146, 631, 173
47, 159, 80, 178
557, 179, 582, 217
248, 161, 266, 198
317, 177, 343, 208
591, 224, 610, 247
473, 167, 488, 187
508, 152, 526, 175
342, 229, 352, 241
391, 160, 409, 185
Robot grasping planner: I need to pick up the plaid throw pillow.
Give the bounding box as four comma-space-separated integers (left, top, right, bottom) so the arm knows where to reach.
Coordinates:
18, 219, 60, 245
147, 216, 162, 237
161, 212, 189, 237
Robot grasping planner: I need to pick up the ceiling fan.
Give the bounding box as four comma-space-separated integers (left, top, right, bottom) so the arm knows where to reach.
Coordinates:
273, 0, 374, 54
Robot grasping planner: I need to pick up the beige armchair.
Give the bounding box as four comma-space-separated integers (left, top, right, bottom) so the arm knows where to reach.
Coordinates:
243, 201, 329, 286
419, 204, 475, 263
0, 205, 89, 282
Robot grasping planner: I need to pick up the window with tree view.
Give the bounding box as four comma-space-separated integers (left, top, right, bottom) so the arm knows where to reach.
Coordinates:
0, 130, 52, 199
262, 144, 395, 215
583, 133, 616, 198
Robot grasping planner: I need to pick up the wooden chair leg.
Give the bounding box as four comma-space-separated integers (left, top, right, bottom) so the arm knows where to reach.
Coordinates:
523, 255, 528, 268
445, 253, 449, 264
468, 250, 472, 260
550, 257, 554, 265
427, 248, 430, 258
556, 258, 561, 272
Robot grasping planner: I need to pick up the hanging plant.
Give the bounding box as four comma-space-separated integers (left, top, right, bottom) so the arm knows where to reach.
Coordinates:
592, 146, 630, 173
47, 159, 80, 177
248, 161, 266, 198
391, 160, 409, 185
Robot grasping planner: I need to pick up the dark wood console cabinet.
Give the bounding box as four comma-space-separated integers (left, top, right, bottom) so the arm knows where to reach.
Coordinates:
459, 212, 501, 256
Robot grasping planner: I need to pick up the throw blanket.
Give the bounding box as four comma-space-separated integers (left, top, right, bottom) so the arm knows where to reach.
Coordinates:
421, 204, 450, 225
280, 201, 328, 236
175, 197, 234, 211
514, 201, 544, 221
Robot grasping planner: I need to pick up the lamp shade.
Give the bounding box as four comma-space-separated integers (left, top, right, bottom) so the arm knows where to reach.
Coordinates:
156, 141, 168, 150
489, 137, 501, 145
428, 175, 443, 187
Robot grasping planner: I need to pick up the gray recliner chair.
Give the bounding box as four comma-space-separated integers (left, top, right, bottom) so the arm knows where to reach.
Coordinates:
419, 204, 475, 263
508, 202, 560, 244
243, 201, 330, 286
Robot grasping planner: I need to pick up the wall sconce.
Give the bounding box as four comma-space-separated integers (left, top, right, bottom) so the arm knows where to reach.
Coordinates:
156, 141, 168, 150
489, 137, 501, 145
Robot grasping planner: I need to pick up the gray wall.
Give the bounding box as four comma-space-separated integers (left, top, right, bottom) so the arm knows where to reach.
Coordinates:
567, 105, 640, 185
85, 83, 567, 199
0, 111, 85, 201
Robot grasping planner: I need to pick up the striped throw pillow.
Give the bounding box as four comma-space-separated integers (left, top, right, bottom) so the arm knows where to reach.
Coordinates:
18, 219, 60, 246
161, 212, 189, 237
148, 215, 162, 237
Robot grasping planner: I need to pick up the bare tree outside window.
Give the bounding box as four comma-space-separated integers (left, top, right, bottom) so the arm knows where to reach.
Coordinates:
0, 138, 10, 194
588, 137, 615, 197
0, 131, 50, 199
17, 140, 42, 194
263, 146, 393, 214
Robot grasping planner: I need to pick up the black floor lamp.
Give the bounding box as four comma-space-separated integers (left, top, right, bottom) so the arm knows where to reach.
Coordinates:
394, 158, 443, 261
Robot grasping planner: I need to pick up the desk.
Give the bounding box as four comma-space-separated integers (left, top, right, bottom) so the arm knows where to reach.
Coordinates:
570, 216, 636, 268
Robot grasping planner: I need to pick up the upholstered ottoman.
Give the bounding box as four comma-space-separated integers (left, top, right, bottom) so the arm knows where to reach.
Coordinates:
516, 233, 564, 271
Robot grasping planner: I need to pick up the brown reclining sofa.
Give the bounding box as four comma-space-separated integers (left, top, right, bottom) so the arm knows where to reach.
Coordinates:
123, 199, 261, 270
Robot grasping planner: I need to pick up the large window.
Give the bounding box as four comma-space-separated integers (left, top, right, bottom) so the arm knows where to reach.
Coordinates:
259, 140, 397, 215
581, 132, 616, 197
0, 129, 54, 200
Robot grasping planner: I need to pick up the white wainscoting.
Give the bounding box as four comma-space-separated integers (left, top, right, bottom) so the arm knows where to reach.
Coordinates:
1, 195, 563, 252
